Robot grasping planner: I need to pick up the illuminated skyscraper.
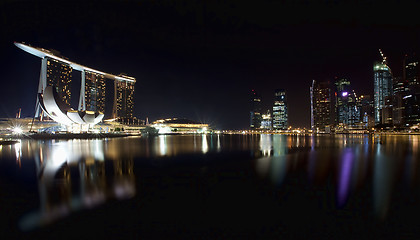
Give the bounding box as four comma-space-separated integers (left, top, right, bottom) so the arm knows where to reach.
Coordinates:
114, 79, 135, 119
374, 50, 393, 125
46, 57, 73, 108
332, 77, 361, 130
334, 77, 351, 126
15, 42, 136, 127
360, 95, 374, 128
310, 80, 332, 132
392, 76, 409, 126
403, 54, 420, 125
84, 71, 106, 113
261, 110, 272, 130
272, 89, 288, 130
250, 90, 262, 129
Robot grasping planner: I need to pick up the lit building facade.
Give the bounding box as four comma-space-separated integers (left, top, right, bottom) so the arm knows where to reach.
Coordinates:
403, 54, 420, 125
272, 89, 288, 130
374, 62, 393, 125
360, 95, 374, 128
46, 57, 73, 108
15, 42, 136, 130
261, 110, 272, 130
114, 80, 135, 119
250, 90, 262, 129
310, 80, 332, 132
85, 71, 106, 113
392, 76, 409, 126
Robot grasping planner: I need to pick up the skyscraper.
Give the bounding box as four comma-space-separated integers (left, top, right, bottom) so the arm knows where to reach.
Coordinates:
360, 95, 374, 128
85, 71, 106, 113
272, 89, 288, 130
114, 80, 135, 119
334, 77, 351, 126
250, 90, 262, 129
46, 57, 73, 108
403, 54, 420, 125
310, 80, 332, 132
261, 110, 272, 130
374, 59, 393, 125
333, 77, 361, 130
392, 76, 409, 126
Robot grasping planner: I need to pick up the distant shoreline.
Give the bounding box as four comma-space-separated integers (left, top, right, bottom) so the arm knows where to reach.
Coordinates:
4, 132, 141, 140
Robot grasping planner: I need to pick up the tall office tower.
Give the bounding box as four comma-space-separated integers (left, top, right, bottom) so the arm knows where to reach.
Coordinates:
261, 110, 272, 130
333, 77, 361, 129
404, 54, 420, 90
334, 77, 351, 126
360, 95, 374, 128
85, 71, 106, 113
310, 80, 332, 132
250, 90, 262, 129
374, 50, 393, 125
46, 57, 73, 107
114, 80, 135, 118
392, 76, 409, 126
272, 89, 288, 130
403, 54, 420, 125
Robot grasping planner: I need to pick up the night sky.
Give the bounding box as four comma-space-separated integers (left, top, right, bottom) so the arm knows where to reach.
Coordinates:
1, 0, 420, 129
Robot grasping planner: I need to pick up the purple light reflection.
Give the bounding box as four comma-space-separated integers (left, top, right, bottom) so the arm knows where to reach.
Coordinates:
338, 149, 353, 208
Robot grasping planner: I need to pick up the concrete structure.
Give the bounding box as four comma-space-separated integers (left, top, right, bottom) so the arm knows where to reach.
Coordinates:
15, 42, 136, 130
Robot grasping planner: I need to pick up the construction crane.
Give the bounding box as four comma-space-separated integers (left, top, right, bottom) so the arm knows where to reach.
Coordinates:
379, 49, 387, 65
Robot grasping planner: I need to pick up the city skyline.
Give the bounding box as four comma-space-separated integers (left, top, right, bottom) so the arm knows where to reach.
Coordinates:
1, 1, 420, 129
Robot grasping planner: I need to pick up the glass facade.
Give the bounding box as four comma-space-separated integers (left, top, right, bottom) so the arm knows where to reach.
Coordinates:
403, 55, 420, 125
250, 90, 262, 129
310, 80, 332, 132
272, 89, 288, 130
373, 62, 393, 125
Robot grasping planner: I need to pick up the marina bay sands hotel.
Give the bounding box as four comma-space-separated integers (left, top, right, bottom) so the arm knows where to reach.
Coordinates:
15, 42, 136, 128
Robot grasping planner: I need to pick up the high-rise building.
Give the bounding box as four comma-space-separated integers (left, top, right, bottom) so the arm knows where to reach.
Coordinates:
310, 80, 332, 132
15, 42, 136, 128
272, 89, 288, 130
114, 80, 135, 119
374, 61, 393, 125
392, 76, 409, 126
85, 71, 106, 113
334, 77, 351, 126
333, 77, 361, 130
403, 54, 420, 125
250, 90, 262, 129
46, 57, 73, 108
261, 110, 272, 130
360, 95, 374, 129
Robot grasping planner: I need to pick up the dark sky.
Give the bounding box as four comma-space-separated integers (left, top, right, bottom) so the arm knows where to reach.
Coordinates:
1, 0, 420, 129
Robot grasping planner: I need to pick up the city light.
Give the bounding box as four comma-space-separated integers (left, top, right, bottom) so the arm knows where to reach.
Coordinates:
12, 126, 23, 135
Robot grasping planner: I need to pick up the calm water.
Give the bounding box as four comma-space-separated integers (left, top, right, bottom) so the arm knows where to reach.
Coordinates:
1, 134, 420, 239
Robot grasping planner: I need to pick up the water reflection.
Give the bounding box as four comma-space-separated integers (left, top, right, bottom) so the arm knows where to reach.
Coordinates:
17, 140, 135, 231
0, 134, 419, 230
256, 134, 420, 219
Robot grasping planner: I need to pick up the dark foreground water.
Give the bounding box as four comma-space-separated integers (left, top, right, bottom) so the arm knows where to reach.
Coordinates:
1, 134, 420, 239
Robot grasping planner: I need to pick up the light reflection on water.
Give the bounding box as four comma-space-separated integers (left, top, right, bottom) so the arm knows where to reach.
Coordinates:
0, 134, 420, 230
255, 134, 420, 219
